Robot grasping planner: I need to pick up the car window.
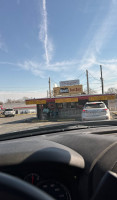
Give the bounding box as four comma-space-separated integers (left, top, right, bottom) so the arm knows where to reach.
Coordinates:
5, 109, 13, 111
84, 103, 105, 109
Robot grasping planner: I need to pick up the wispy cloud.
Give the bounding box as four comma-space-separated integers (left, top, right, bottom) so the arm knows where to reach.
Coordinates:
32, 0, 117, 78
0, 59, 80, 74
80, 1, 117, 70
0, 61, 45, 78
1, 56, 117, 94
17, 59, 80, 75
39, 0, 53, 65
47, 59, 80, 72
0, 61, 17, 66
18, 61, 45, 78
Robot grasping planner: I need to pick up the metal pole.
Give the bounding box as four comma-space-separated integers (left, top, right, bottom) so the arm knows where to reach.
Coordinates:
86, 70, 89, 94
49, 77, 51, 98
100, 65, 104, 94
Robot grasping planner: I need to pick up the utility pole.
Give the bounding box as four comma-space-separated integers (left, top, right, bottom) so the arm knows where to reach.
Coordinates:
86, 70, 89, 94
49, 77, 51, 98
100, 65, 104, 94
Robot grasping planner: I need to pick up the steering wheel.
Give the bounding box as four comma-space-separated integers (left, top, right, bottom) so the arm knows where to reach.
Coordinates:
0, 172, 54, 200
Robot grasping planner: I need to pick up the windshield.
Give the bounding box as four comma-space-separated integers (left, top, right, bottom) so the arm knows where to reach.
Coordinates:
0, 0, 117, 137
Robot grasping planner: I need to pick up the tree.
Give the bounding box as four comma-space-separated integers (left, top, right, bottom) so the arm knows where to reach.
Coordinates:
6, 99, 12, 103
5, 97, 29, 104
83, 88, 97, 94
22, 97, 29, 101
105, 87, 117, 94
0, 101, 3, 105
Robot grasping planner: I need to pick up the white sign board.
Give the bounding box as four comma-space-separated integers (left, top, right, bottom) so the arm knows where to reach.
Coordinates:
60, 80, 79, 87
60, 88, 69, 93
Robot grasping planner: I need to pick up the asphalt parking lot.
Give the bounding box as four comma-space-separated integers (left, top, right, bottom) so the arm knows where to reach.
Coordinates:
0, 114, 64, 135
0, 112, 116, 135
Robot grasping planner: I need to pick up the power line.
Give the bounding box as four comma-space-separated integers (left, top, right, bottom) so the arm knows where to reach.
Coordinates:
89, 82, 100, 85
88, 71, 100, 82
51, 70, 87, 86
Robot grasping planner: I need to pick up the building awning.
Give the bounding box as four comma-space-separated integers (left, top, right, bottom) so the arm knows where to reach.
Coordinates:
25, 94, 116, 105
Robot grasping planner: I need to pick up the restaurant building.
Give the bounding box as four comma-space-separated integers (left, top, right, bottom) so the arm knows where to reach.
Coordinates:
25, 94, 115, 120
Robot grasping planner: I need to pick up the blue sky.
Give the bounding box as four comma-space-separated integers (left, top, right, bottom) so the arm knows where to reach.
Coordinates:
0, 0, 117, 101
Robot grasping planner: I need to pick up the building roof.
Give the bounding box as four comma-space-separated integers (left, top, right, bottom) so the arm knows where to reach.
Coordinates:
3, 102, 36, 110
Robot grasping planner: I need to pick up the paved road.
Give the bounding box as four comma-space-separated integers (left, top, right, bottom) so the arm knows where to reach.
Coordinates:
0, 112, 116, 135
0, 114, 64, 135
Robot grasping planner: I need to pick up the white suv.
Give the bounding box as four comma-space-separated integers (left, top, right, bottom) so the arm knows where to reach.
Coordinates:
4, 109, 15, 117
82, 101, 110, 121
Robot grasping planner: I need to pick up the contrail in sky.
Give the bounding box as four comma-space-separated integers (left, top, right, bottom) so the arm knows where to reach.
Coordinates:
39, 0, 53, 65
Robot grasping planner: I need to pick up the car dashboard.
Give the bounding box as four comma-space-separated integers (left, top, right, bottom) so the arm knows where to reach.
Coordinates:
2, 162, 80, 200
0, 126, 117, 200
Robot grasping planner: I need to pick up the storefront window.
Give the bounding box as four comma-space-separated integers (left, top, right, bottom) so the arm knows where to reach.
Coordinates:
71, 102, 75, 108
57, 103, 63, 109
63, 103, 67, 108
66, 103, 71, 108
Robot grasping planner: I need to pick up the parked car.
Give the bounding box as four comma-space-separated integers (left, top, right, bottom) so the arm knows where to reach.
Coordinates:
82, 101, 110, 121
4, 109, 15, 117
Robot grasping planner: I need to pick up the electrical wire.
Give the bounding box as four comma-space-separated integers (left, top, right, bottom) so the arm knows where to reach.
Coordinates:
88, 71, 100, 82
